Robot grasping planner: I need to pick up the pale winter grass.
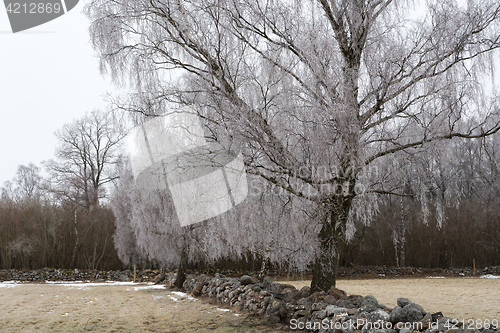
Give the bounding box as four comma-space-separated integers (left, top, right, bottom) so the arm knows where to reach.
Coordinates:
2, 278, 499, 332
279, 277, 500, 321
0, 282, 279, 333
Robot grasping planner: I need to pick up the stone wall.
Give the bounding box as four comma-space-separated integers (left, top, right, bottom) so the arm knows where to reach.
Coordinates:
181, 274, 499, 333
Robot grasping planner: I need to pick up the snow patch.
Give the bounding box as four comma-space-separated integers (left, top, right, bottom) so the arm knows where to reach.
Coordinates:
0, 281, 19, 288
43, 281, 165, 289
217, 308, 231, 312
171, 291, 197, 301
133, 285, 166, 291
480, 274, 500, 279
426, 276, 446, 279
46, 281, 142, 286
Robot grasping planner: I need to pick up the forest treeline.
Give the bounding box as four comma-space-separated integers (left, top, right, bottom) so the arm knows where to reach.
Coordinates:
1, 189, 498, 271
0, 194, 122, 270
1, 155, 498, 271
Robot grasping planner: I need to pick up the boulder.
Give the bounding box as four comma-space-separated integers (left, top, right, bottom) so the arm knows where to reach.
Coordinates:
314, 309, 327, 320
240, 275, 256, 285
403, 303, 424, 322
360, 303, 378, 313
262, 276, 272, 289
397, 298, 412, 308
294, 309, 310, 317
299, 286, 311, 298
363, 309, 390, 322
389, 306, 406, 323
361, 295, 379, 307
328, 286, 347, 299
325, 305, 348, 317
312, 302, 327, 311
323, 295, 338, 304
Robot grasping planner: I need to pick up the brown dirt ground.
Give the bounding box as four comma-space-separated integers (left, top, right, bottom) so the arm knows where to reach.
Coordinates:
0, 283, 283, 333
278, 277, 500, 321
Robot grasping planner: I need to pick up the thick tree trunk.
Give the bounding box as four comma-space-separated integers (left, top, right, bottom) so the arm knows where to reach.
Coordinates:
310, 217, 344, 293
173, 246, 188, 289
310, 184, 355, 293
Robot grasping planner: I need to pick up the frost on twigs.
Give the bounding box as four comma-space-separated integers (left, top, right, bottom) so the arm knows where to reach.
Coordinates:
127, 106, 248, 227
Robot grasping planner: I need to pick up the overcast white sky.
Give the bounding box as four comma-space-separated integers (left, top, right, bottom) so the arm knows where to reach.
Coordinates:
0, 3, 115, 185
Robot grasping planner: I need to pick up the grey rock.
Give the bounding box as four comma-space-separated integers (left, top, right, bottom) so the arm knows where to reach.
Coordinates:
262, 276, 272, 289
268, 282, 285, 293
431, 312, 443, 322
240, 275, 256, 285
294, 309, 310, 317
403, 303, 424, 322
397, 298, 412, 308
399, 328, 412, 333
437, 316, 452, 325
361, 295, 379, 307
324, 295, 338, 304
315, 309, 327, 319
299, 286, 311, 298
326, 305, 348, 317
360, 303, 378, 313
389, 306, 406, 323
346, 295, 365, 308
269, 299, 284, 313
267, 314, 281, 324
364, 309, 390, 322
274, 293, 286, 300
312, 302, 327, 311
411, 302, 424, 313
252, 285, 262, 292
280, 283, 297, 290
297, 297, 309, 305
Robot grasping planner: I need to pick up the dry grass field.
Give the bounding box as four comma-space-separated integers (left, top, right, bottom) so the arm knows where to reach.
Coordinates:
0, 282, 280, 333
280, 277, 500, 320
1, 277, 499, 332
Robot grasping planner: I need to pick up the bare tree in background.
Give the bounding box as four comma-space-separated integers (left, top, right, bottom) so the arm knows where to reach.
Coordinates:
45, 110, 127, 268
1, 163, 43, 203
87, 0, 500, 291
45, 110, 127, 209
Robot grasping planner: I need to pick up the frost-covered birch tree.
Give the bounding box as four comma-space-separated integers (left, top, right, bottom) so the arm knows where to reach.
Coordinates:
87, 0, 500, 291
111, 160, 318, 286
